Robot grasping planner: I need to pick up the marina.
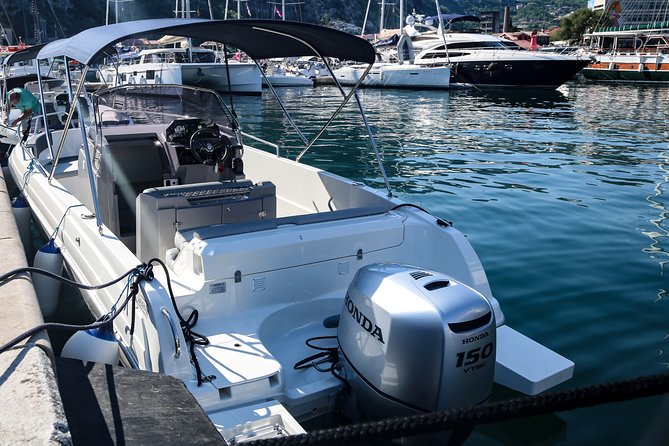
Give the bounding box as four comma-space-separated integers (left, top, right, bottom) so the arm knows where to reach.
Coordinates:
0, 6, 668, 446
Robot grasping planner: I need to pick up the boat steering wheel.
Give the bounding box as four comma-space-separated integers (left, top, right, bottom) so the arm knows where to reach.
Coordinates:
189, 127, 230, 166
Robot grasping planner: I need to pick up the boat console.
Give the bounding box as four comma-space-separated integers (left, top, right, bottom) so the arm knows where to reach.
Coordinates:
136, 180, 276, 261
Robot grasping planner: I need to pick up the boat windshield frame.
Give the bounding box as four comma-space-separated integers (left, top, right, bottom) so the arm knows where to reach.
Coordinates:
92, 84, 237, 129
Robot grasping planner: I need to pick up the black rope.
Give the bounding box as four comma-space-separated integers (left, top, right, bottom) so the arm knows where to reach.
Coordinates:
148, 258, 211, 386
0, 265, 149, 354
20, 118, 32, 143
293, 336, 347, 383
244, 373, 669, 446
0, 265, 138, 290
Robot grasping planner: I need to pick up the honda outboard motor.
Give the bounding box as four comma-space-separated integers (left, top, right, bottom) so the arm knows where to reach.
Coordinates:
337, 263, 496, 421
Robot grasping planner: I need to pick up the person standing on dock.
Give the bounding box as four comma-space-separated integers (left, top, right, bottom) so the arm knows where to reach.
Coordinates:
4, 87, 41, 127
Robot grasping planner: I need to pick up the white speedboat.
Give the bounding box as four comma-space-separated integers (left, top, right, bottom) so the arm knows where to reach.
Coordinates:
8, 18, 573, 442
101, 46, 262, 94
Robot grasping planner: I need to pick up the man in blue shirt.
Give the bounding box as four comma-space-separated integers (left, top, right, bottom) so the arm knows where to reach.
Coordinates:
4, 87, 41, 127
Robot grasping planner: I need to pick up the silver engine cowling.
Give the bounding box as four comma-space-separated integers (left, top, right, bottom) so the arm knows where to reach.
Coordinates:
337, 263, 496, 420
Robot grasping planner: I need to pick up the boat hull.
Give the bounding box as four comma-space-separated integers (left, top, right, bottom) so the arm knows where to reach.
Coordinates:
581, 55, 669, 83
449, 58, 589, 89
108, 62, 262, 94
262, 75, 314, 87
335, 63, 450, 89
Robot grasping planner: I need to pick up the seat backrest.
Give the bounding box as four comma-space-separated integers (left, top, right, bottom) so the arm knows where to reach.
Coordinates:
99, 134, 170, 238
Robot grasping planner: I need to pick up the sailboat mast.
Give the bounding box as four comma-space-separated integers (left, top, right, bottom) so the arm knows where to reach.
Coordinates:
380, 0, 385, 33
361, 0, 371, 36
399, 0, 404, 32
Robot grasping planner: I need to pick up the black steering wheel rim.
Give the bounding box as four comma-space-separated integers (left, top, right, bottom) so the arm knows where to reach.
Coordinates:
189, 127, 230, 166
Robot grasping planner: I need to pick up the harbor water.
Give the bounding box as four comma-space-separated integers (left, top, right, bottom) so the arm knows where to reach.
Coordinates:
228, 82, 669, 445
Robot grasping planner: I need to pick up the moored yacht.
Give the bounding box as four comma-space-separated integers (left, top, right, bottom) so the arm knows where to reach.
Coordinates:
102, 46, 261, 94
581, 29, 669, 83
7, 18, 573, 442
396, 14, 589, 89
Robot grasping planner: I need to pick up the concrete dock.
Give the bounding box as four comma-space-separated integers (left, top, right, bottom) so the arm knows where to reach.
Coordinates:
0, 168, 71, 444
0, 169, 223, 445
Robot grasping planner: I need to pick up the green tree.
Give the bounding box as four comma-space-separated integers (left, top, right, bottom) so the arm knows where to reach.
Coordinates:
557, 8, 611, 44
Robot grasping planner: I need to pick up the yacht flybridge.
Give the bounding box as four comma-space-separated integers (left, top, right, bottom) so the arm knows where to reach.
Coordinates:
8, 19, 574, 442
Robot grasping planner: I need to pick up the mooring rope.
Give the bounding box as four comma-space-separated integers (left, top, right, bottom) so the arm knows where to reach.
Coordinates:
244, 372, 669, 446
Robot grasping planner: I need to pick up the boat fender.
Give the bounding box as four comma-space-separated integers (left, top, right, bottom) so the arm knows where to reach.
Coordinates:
61, 320, 120, 365
32, 238, 63, 317
11, 195, 32, 254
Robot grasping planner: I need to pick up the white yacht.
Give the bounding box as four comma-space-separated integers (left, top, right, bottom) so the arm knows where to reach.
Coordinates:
394, 13, 589, 89
102, 46, 261, 94
7, 18, 573, 442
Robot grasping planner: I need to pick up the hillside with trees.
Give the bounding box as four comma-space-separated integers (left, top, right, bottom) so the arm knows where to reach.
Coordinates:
2, 0, 589, 45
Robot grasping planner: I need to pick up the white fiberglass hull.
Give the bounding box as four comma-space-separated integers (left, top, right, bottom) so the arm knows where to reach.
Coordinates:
334, 63, 450, 88
262, 74, 314, 87
108, 62, 262, 93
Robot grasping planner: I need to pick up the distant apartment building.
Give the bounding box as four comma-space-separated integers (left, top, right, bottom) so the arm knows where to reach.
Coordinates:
479, 10, 503, 33
588, 0, 669, 27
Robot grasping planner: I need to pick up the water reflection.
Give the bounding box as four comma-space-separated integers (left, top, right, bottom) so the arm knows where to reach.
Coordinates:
642, 151, 669, 276
234, 84, 669, 210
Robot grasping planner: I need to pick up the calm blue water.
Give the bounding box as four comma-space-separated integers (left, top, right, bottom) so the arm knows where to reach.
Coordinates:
230, 82, 669, 445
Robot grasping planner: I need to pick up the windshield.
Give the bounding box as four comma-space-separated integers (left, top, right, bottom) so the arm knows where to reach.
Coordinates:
93, 84, 235, 127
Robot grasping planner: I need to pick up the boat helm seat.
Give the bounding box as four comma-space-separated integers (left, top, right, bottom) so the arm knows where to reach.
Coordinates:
98, 133, 172, 241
